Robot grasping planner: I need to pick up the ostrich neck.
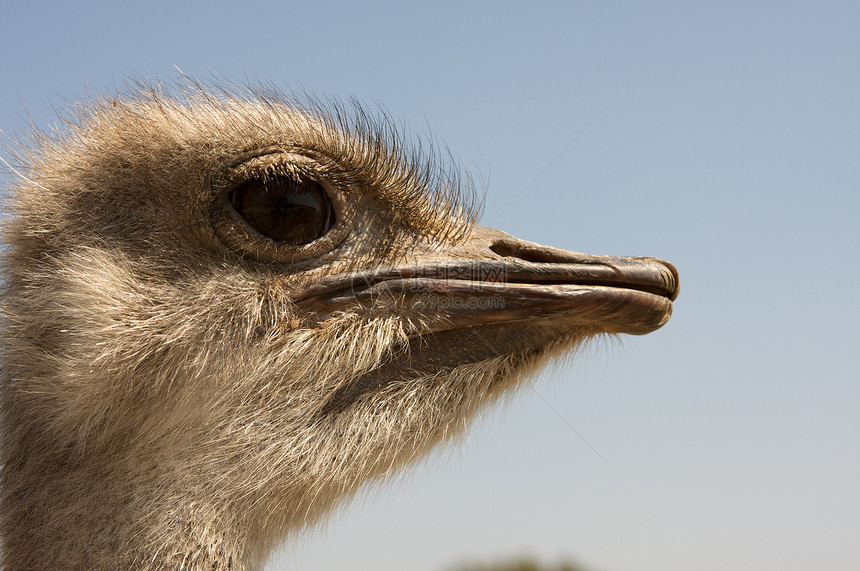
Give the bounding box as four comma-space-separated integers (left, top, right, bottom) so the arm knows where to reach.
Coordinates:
0, 411, 262, 571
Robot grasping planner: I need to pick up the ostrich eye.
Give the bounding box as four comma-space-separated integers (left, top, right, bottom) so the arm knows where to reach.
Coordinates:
228, 175, 335, 245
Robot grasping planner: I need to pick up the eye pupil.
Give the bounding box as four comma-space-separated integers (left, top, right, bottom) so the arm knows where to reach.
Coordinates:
229, 176, 334, 246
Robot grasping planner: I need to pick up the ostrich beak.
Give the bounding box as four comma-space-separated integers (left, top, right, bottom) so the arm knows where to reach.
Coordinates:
297, 225, 679, 337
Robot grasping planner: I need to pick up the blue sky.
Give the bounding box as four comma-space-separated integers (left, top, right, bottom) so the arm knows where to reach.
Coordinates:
2, 2, 858, 570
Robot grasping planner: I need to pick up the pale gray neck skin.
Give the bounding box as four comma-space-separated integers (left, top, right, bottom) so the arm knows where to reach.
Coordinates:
0, 89, 677, 570
1, 399, 253, 570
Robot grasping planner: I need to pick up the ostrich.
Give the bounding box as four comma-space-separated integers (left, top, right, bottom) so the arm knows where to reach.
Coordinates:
0, 82, 678, 571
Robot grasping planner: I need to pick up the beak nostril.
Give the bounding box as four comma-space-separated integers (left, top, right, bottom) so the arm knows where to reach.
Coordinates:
489, 239, 575, 264
488, 240, 520, 258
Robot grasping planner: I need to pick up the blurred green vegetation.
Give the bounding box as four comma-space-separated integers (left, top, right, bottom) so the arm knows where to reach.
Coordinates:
447, 558, 590, 571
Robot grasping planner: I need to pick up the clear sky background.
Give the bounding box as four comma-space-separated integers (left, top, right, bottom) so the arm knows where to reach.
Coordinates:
1, 2, 858, 570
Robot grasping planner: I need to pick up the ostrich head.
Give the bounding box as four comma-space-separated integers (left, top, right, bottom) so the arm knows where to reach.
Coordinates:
0, 83, 678, 570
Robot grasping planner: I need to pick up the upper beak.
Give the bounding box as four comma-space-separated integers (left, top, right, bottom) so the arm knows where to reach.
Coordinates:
295, 225, 679, 337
